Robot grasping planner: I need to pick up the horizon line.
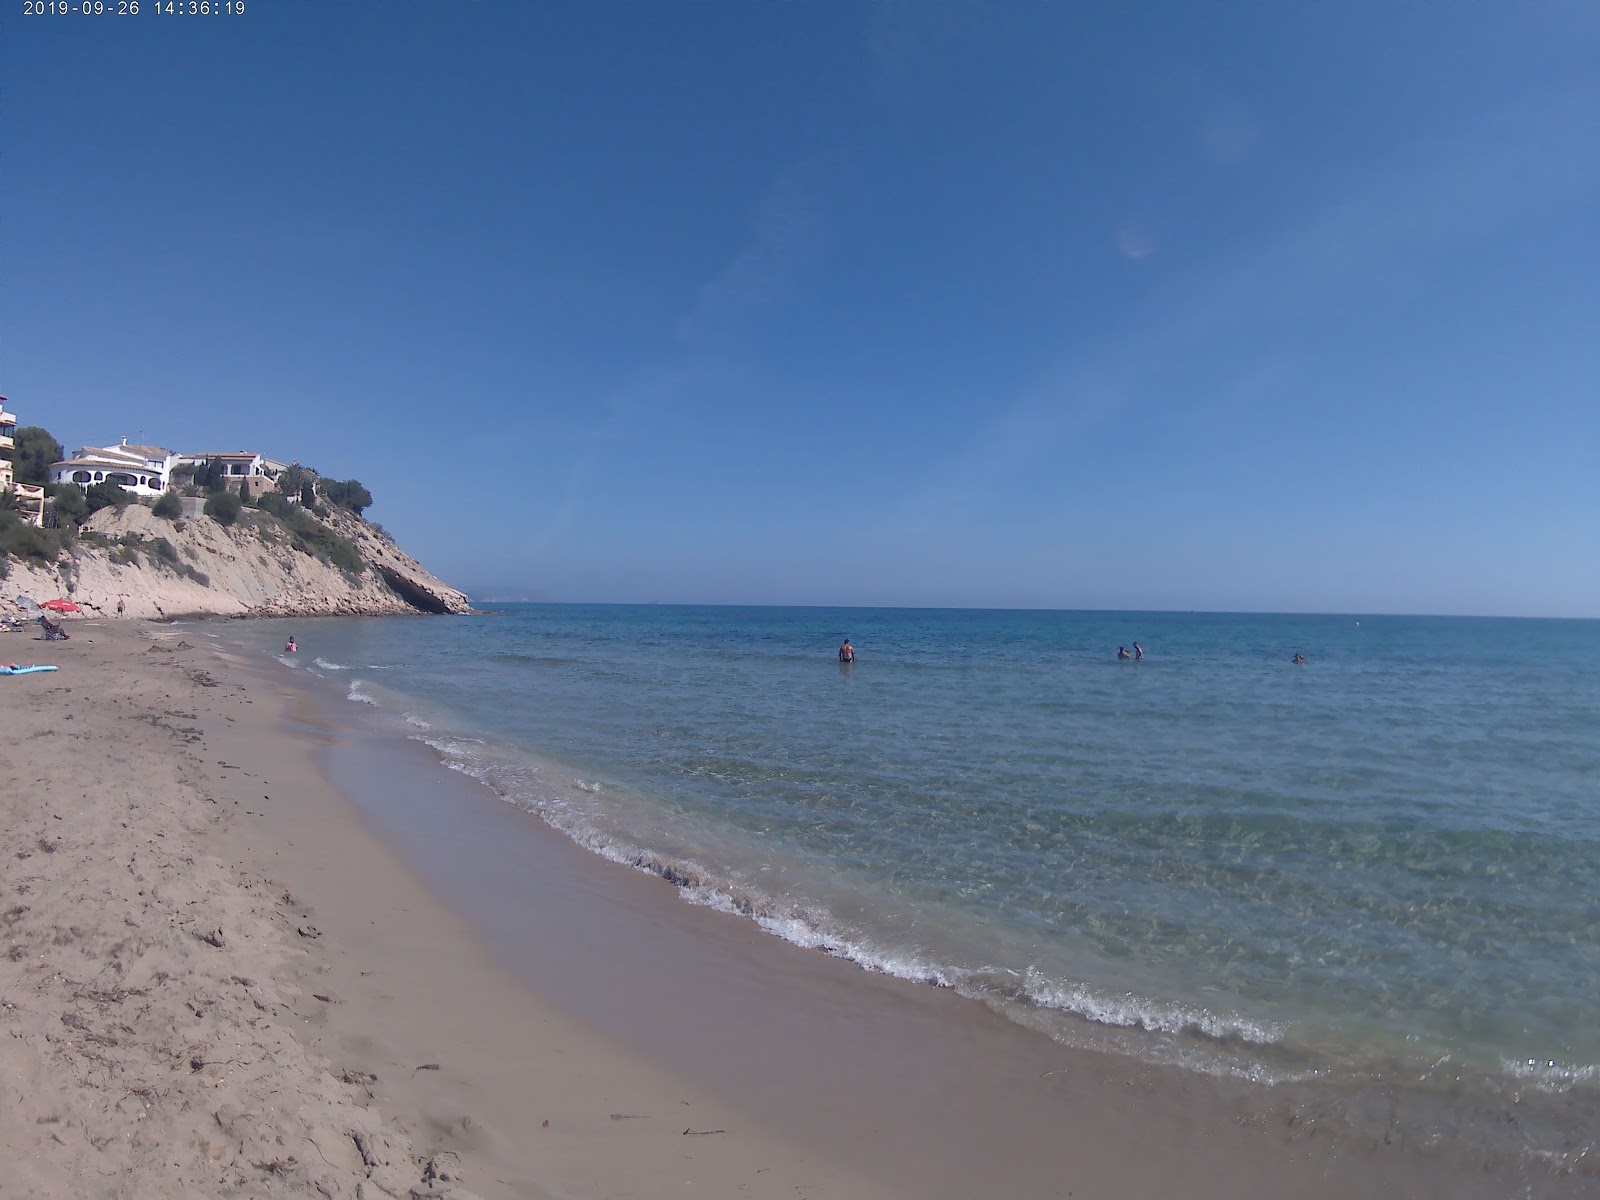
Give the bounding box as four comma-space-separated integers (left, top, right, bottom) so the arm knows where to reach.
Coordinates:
459, 598, 1600, 622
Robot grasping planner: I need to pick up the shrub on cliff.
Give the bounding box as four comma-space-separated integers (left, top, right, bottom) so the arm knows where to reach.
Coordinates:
255, 492, 293, 520
317, 478, 373, 517
152, 491, 182, 519
0, 512, 62, 564
279, 508, 365, 575
204, 490, 242, 526
150, 534, 208, 585
85, 481, 134, 515
46, 483, 89, 527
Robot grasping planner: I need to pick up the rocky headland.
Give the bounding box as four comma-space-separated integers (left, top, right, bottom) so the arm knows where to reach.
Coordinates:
2, 499, 470, 620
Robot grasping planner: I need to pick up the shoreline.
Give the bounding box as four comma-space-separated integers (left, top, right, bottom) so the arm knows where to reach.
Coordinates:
1, 620, 885, 1198
1, 620, 1585, 1197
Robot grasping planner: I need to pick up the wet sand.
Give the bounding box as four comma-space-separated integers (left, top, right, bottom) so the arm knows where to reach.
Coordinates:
0, 620, 1583, 1197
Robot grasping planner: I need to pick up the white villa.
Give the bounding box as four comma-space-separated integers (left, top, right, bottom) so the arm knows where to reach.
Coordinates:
176, 450, 290, 490
50, 438, 179, 497
0, 397, 48, 527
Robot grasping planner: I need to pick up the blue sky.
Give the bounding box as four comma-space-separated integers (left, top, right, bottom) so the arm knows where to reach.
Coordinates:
3, 2, 1596, 615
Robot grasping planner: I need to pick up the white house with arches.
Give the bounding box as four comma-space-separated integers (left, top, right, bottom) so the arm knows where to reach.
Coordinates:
49, 438, 179, 497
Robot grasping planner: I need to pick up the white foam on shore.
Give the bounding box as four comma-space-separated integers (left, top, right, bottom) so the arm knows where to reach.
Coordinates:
314, 657, 350, 671
405, 725, 1291, 1080
347, 681, 378, 706
1502, 1057, 1599, 1093
1021, 971, 1282, 1045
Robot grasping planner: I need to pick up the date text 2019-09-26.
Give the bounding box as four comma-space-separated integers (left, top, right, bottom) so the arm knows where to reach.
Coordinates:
22, 1, 247, 15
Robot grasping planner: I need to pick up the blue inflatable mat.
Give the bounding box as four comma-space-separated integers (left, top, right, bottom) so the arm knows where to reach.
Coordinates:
1, 664, 57, 675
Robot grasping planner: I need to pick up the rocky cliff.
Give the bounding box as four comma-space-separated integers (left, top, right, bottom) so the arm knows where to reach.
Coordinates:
3, 501, 471, 620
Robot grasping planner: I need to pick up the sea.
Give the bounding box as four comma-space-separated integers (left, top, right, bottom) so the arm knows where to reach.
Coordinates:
212, 605, 1599, 1167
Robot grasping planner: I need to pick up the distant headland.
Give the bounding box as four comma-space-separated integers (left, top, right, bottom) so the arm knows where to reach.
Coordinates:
0, 402, 469, 619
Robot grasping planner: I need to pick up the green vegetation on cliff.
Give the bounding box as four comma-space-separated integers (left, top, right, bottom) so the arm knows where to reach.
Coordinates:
9, 427, 63, 487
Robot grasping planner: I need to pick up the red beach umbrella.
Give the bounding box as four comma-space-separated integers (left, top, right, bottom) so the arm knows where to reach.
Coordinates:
41, 599, 82, 614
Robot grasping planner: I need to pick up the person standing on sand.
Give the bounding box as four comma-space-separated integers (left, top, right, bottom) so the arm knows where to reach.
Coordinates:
839, 638, 855, 663
116, 598, 125, 617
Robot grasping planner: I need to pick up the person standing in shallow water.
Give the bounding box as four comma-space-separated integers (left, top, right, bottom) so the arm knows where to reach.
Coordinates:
1133, 642, 1144, 660
839, 638, 855, 664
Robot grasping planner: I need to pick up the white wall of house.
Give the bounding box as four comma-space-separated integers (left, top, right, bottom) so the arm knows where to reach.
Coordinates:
2, 401, 49, 525
2, 403, 18, 486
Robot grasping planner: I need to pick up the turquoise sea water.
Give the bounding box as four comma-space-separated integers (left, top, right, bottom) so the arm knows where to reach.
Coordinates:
219, 606, 1599, 1161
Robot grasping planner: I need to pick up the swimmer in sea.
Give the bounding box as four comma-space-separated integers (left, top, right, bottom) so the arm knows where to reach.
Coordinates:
285, 636, 298, 653
1133, 642, 1144, 660
1293, 653, 1306, 664
1117, 646, 1131, 660
839, 638, 855, 664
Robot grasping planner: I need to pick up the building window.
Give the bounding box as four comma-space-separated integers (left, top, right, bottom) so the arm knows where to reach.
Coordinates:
72, 470, 91, 483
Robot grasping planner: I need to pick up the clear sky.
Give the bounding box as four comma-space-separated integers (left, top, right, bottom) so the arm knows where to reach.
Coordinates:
3, 2, 1596, 615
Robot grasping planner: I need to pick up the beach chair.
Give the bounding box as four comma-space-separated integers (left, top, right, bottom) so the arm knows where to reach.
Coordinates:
38, 614, 70, 641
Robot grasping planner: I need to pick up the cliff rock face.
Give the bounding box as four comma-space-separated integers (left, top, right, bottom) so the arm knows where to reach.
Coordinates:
4, 502, 471, 620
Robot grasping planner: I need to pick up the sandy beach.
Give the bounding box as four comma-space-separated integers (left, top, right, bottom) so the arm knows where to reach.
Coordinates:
0, 620, 1584, 1198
